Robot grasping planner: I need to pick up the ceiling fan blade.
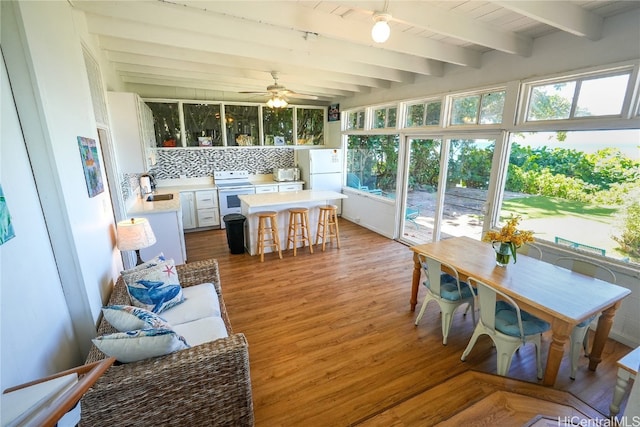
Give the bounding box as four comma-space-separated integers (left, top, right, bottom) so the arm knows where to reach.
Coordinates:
239, 91, 270, 95
286, 92, 319, 100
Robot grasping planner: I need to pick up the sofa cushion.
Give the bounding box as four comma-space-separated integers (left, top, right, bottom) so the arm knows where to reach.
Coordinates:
172, 316, 229, 347
122, 259, 185, 314
160, 283, 221, 326
92, 328, 189, 363
102, 305, 171, 331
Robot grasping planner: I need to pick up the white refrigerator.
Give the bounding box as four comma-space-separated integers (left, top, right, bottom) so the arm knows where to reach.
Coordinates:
296, 148, 343, 213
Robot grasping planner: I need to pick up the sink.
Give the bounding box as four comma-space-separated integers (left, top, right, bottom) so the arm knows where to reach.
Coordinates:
146, 194, 174, 202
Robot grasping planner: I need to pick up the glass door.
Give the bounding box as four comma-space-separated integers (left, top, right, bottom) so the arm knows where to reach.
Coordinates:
401, 136, 497, 244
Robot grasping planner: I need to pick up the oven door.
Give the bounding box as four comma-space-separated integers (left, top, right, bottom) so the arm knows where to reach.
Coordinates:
218, 187, 256, 228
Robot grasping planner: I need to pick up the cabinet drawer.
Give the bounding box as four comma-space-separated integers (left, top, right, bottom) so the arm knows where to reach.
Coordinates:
195, 190, 218, 208
279, 183, 303, 192
197, 208, 220, 227
255, 185, 278, 194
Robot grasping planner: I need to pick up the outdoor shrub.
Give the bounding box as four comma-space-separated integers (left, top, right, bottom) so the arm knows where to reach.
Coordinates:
613, 199, 640, 260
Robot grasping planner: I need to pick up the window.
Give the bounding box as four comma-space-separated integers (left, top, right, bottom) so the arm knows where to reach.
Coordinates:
405, 100, 441, 127
499, 129, 640, 263
297, 107, 324, 145
183, 103, 222, 147
346, 134, 399, 197
346, 110, 365, 130
146, 102, 181, 147
224, 105, 259, 146
263, 107, 293, 146
525, 71, 631, 122
373, 106, 397, 129
450, 90, 505, 126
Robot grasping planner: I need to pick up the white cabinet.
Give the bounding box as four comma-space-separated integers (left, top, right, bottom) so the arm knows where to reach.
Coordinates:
180, 192, 196, 230
279, 183, 303, 192
195, 190, 219, 227
107, 92, 157, 174
255, 185, 278, 194
139, 210, 186, 265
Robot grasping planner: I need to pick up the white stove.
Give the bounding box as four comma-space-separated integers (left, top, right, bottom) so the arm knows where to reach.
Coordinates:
214, 171, 255, 227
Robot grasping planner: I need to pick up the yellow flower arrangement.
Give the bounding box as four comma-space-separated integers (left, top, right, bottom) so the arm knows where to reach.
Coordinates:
483, 214, 535, 264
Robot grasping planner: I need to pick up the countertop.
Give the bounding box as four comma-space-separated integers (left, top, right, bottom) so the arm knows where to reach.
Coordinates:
128, 192, 182, 214
239, 190, 346, 208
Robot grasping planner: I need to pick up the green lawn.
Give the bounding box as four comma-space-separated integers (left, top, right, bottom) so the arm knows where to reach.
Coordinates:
501, 195, 618, 224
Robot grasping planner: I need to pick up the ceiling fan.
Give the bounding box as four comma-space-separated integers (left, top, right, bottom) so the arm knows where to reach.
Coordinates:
240, 72, 319, 102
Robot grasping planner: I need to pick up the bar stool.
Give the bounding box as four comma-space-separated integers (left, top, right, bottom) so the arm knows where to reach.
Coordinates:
286, 207, 313, 256
315, 204, 340, 251
256, 211, 282, 262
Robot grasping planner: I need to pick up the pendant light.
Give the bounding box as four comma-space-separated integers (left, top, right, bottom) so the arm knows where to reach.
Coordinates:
267, 95, 288, 109
371, 0, 391, 43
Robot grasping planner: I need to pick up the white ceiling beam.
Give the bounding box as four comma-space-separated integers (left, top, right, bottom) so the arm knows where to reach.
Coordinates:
98, 36, 391, 90
85, 13, 414, 83
495, 1, 603, 40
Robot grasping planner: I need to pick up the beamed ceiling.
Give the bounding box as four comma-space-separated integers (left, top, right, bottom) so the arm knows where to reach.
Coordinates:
70, 0, 640, 105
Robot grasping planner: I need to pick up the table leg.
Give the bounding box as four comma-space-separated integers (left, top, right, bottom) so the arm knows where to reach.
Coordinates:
543, 320, 572, 386
609, 368, 630, 417
410, 252, 421, 311
589, 301, 621, 371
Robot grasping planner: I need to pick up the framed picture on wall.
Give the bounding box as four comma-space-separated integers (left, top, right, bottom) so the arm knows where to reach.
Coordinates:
77, 136, 104, 198
0, 184, 16, 245
328, 104, 340, 122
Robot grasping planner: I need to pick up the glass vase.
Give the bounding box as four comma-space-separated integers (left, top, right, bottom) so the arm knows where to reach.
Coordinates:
493, 242, 512, 267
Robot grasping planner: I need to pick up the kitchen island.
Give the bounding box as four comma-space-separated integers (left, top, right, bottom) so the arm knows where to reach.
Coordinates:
239, 190, 347, 256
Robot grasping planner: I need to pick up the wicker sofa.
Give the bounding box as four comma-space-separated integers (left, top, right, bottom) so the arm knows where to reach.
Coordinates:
82, 258, 254, 426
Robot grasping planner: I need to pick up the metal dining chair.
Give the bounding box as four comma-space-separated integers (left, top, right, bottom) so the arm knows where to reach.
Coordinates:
519, 243, 543, 260
554, 256, 616, 379
414, 254, 476, 345
461, 277, 550, 379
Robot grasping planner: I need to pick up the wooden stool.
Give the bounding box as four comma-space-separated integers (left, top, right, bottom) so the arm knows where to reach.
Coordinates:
610, 346, 640, 417
256, 211, 282, 262
286, 208, 313, 256
315, 205, 340, 251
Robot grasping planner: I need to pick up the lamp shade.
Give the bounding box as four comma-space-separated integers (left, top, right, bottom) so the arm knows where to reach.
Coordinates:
371, 13, 391, 43
267, 95, 288, 108
116, 218, 156, 251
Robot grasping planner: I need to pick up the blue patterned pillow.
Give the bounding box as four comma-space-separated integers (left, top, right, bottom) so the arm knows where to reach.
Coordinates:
92, 328, 189, 363
122, 259, 184, 314
102, 305, 171, 332
120, 253, 166, 276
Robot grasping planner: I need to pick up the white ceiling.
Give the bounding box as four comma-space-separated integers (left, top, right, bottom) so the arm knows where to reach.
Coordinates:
71, 0, 640, 105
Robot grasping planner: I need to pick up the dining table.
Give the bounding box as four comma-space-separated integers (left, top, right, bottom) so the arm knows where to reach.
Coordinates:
410, 236, 631, 386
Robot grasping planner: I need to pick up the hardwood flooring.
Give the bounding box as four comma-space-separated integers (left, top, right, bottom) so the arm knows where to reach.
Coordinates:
185, 220, 633, 426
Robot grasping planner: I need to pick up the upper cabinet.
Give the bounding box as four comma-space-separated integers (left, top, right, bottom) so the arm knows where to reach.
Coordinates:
144, 99, 326, 148
108, 92, 157, 173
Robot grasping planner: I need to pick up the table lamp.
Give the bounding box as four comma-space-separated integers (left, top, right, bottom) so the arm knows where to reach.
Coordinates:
116, 218, 156, 265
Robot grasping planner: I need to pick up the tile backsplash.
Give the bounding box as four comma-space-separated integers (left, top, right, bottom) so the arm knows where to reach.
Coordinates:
151, 147, 295, 179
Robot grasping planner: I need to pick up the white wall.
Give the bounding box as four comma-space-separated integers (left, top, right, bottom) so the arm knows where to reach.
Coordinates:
1, 0, 122, 389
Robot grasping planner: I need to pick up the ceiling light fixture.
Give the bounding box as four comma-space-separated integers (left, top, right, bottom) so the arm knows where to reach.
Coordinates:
267, 95, 288, 109
371, 12, 391, 43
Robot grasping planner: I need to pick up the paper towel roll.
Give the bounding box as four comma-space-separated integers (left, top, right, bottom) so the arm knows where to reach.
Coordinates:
140, 176, 151, 194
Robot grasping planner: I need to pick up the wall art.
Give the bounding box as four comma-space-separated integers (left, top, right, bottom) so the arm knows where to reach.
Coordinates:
77, 136, 104, 197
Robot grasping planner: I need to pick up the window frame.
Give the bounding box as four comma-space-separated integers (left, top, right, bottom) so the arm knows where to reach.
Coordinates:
445, 87, 507, 129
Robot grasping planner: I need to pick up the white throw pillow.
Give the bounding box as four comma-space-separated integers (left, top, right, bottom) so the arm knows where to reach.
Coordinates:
102, 305, 171, 332
92, 328, 189, 363
122, 259, 184, 314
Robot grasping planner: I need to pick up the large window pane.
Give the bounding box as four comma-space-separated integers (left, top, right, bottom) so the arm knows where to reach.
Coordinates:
225, 105, 259, 146
575, 74, 629, 117
297, 108, 324, 145
263, 107, 293, 146
499, 130, 640, 264
147, 101, 181, 147
346, 135, 398, 197
451, 95, 480, 125
183, 103, 222, 147
479, 92, 505, 124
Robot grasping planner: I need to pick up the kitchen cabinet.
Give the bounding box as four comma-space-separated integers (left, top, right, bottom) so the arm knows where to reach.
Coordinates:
108, 92, 157, 173
195, 190, 219, 227
255, 185, 278, 194
138, 210, 186, 265
180, 192, 196, 230
278, 183, 303, 192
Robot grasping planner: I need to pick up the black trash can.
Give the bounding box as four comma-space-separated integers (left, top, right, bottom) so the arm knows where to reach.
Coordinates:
223, 214, 246, 254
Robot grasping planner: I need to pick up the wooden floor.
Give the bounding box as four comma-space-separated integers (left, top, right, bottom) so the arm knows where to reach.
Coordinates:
185, 220, 633, 426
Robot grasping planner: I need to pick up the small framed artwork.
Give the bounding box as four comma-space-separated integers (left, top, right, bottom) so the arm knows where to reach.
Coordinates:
0, 184, 16, 245
274, 136, 285, 146
328, 104, 340, 122
77, 136, 104, 198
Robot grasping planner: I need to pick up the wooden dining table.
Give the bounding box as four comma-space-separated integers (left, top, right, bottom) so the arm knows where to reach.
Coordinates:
410, 236, 631, 386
